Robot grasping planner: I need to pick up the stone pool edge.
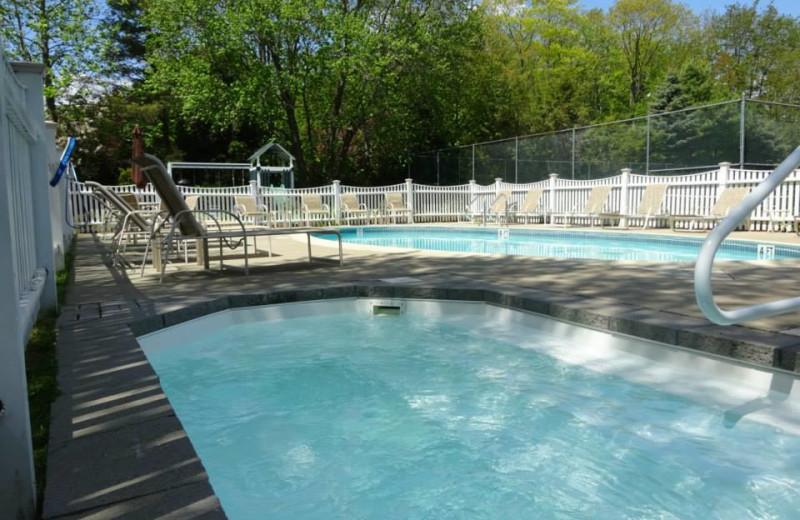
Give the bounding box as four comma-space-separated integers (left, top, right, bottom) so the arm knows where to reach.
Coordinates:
130, 283, 800, 374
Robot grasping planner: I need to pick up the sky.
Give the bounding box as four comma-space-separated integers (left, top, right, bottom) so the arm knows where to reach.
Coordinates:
578, 0, 800, 16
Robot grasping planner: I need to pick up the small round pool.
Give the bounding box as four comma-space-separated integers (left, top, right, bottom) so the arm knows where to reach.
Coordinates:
316, 226, 800, 262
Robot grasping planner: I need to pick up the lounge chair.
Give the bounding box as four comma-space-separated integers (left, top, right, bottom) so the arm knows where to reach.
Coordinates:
487, 190, 515, 224
598, 184, 669, 229
515, 188, 546, 224
341, 193, 370, 225
302, 194, 330, 226
133, 154, 343, 282
550, 185, 612, 227
385, 192, 411, 224
85, 182, 155, 266
668, 187, 751, 231
234, 195, 272, 227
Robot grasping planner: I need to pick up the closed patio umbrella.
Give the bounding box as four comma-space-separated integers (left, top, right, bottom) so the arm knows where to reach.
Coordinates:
131, 125, 147, 189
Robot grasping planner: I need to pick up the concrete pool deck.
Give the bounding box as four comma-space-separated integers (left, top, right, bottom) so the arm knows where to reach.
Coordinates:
45, 227, 800, 519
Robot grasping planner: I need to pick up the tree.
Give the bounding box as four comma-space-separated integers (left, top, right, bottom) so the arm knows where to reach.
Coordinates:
145, 0, 479, 185
609, 0, 692, 108
710, 1, 800, 101
1, 0, 101, 122
102, 0, 148, 82
649, 63, 739, 168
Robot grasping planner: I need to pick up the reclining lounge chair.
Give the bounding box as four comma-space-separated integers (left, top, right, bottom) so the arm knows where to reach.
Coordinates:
341, 193, 370, 225
133, 154, 343, 282
550, 185, 612, 227
667, 187, 750, 231
515, 187, 546, 224
385, 192, 411, 224
598, 184, 669, 229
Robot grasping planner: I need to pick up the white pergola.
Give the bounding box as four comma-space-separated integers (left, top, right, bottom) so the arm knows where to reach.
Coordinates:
248, 141, 295, 188
166, 161, 251, 186
164, 142, 295, 188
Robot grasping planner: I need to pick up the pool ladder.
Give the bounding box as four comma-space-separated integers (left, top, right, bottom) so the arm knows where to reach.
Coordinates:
695, 145, 800, 325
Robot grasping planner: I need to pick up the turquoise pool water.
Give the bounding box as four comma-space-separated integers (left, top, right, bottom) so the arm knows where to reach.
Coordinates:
144, 309, 800, 519
316, 226, 800, 261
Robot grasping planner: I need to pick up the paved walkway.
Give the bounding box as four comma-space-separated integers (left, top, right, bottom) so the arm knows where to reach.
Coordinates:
44, 230, 800, 519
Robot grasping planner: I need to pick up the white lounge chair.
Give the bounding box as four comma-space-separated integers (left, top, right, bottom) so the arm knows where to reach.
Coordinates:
668, 187, 751, 231
234, 195, 272, 227
302, 194, 330, 226
385, 192, 411, 224
515, 188, 546, 224
550, 185, 612, 227
487, 190, 515, 224
341, 193, 370, 225
599, 184, 669, 229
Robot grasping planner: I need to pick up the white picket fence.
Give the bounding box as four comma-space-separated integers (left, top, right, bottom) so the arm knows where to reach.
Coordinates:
0, 50, 63, 519
71, 162, 800, 231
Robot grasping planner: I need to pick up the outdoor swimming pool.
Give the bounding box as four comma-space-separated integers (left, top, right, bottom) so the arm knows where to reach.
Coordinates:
138, 299, 800, 520
316, 226, 800, 261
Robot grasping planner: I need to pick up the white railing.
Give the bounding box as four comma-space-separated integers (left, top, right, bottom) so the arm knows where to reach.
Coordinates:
1, 49, 61, 518
70, 161, 800, 231
695, 146, 800, 325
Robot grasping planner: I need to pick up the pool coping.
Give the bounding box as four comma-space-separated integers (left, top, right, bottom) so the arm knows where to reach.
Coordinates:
130, 283, 800, 374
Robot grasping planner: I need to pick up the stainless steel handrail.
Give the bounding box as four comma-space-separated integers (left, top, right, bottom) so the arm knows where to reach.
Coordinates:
695, 146, 800, 325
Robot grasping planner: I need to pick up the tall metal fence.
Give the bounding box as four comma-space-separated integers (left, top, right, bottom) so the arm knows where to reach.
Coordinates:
412, 98, 800, 185
71, 162, 800, 232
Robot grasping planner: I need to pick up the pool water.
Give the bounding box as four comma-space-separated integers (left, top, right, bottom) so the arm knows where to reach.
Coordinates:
143, 305, 800, 519
317, 226, 800, 261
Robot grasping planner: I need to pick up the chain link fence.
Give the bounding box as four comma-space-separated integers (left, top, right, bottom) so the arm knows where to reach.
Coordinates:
412, 99, 800, 185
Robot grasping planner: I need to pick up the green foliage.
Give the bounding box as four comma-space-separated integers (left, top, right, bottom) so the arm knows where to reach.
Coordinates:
609, 0, 694, 108
118, 168, 132, 185
25, 310, 59, 511
102, 0, 147, 81
9, 0, 799, 185
1, 0, 102, 121
56, 238, 75, 307
709, 1, 800, 102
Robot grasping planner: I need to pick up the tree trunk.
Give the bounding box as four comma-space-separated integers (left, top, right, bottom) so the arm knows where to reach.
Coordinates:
266, 42, 309, 186
38, 0, 58, 121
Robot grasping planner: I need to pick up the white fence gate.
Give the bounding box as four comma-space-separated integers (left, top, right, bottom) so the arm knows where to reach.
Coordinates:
0, 50, 62, 519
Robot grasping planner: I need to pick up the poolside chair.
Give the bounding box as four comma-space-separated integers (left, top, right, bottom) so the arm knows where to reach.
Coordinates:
234, 195, 272, 227
515, 188, 546, 224
668, 187, 751, 232
487, 190, 516, 224
341, 193, 370, 225
302, 194, 330, 226
118, 193, 141, 212
550, 185, 612, 227
85, 182, 156, 267
385, 192, 411, 224
133, 154, 343, 282
598, 184, 669, 229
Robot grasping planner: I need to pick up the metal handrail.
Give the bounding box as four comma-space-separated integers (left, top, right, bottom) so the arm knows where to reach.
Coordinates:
695, 146, 800, 325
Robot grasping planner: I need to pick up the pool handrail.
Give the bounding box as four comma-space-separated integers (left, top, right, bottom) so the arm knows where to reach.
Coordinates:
694, 145, 800, 325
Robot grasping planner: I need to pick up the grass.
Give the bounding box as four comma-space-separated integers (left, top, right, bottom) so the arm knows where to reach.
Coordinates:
26, 236, 75, 514
25, 310, 59, 509
56, 239, 75, 307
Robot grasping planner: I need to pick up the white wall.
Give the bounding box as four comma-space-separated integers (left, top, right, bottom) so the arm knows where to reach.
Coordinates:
0, 49, 61, 519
